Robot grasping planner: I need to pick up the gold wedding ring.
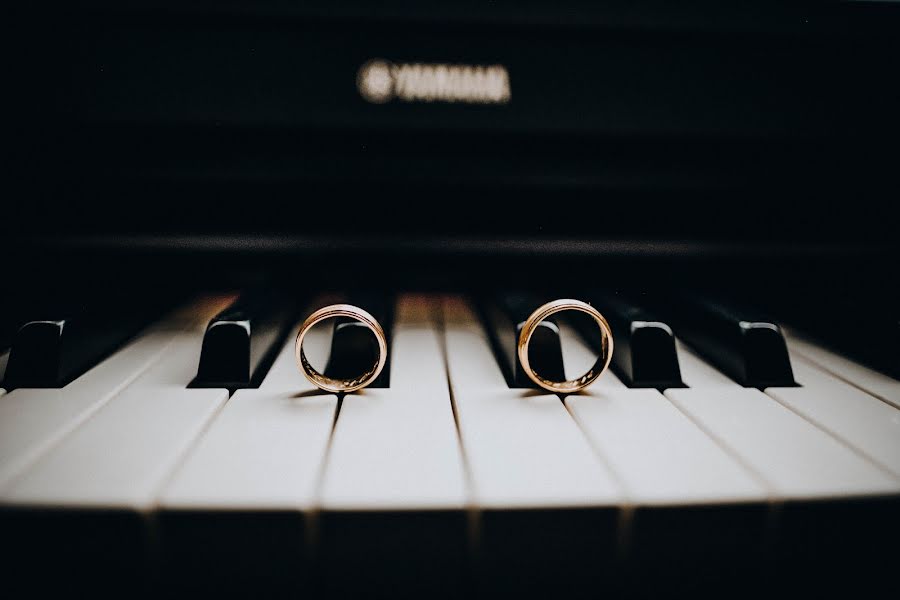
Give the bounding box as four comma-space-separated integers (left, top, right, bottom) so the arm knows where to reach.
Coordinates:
518, 299, 613, 394
295, 304, 387, 393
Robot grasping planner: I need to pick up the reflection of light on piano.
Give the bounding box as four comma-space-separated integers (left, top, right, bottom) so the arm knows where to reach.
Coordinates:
358, 59, 511, 105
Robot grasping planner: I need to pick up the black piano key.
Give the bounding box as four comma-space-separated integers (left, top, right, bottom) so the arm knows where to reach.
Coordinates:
1, 295, 78, 384
1, 296, 38, 351
659, 294, 796, 388
2, 296, 171, 389
323, 294, 392, 388
760, 291, 899, 379
191, 291, 295, 390
1, 301, 20, 382
480, 293, 566, 389
1, 321, 14, 353
575, 293, 684, 389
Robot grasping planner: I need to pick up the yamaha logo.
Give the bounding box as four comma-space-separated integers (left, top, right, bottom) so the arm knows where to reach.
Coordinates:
357, 59, 511, 105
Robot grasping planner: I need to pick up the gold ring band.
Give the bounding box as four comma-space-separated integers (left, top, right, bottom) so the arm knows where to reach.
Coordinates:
517, 299, 613, 394
295, 304, 388, 393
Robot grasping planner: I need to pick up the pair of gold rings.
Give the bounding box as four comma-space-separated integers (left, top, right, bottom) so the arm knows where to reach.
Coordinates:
295, 299, 613, 394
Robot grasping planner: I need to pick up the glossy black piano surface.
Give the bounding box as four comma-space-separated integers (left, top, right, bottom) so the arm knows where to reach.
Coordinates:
5, 1, 900, 249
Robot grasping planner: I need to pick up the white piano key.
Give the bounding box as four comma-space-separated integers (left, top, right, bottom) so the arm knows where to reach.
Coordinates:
2, 297, 237, 509
319, 295, 467, 511
443, 297, 621, 508
559, 321, 765, 504
765, 356, 900, 479
676, 340, 734, 387
666, 386, 899, 499
0, 295, 234, 492
248, 296, 339, 393
557, 321, 627, 391
783, 328, 900, 408
567, 393, 766, 505
160, 322, 337, 510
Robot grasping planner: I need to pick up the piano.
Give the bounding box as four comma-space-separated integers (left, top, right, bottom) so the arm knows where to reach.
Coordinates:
3, 1, 899, 598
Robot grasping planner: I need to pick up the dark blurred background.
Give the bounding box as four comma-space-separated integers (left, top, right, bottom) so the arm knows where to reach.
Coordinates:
4, 0, 899, 290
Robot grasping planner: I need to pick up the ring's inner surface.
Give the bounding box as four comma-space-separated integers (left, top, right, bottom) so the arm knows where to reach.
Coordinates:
301, 318, 334, 374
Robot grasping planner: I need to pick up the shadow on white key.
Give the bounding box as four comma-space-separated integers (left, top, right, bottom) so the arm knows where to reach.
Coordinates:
783, 328, 900, 409
315, 295, 468, 598
319, 295, 466, 511
677, 332, 900, 492
570, 387, 768, 505
445, 302, 621, 510
665, 344, 900, 596
764, 340, 900, 597
0, 294, 234, 493
559, 321, 770, 596
666, 384, 899, 500
560, 322, 767, 506
765, 349, 900, 480
2, 323, 229, 509
157, 310, 337, 596
443, 298, 622, 597
0, 294, 235, 597
161, 321, 336, 511
676, 340, 736, 388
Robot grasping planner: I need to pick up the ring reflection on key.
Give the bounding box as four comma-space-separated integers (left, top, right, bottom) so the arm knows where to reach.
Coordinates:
295, 304, 387, 393
517, 299, 613, 394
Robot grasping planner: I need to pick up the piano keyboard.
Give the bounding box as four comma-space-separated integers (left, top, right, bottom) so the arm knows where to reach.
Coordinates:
1, 293, 898, 598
